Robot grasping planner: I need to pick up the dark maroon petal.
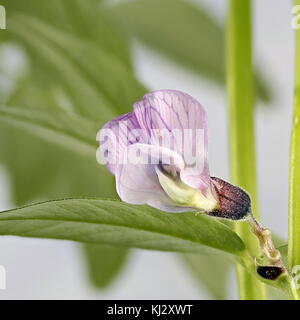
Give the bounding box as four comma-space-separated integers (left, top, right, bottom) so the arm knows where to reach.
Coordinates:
207, 177, 251, 220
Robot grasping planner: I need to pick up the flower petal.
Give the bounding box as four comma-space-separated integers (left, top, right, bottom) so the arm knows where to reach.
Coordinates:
115, 144, 190, 212
98, 112, 147, 174
98, 90, 213, 211
133, 90, 209, 188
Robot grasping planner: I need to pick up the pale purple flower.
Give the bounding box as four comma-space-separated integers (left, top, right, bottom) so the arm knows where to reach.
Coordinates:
98, 90, 250, 220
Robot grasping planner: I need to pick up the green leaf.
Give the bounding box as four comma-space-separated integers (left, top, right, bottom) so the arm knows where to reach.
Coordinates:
6, 17, 113, 118
0, 124, 128, 290
0, 121, 129, 290
267, 286, 289, 300
0, 199, 245, 255
182, 253, 231, 300
83, 244, 128, 289
1, 0, 132, 67
0, 0, 142, 290
2, 13, 145, 120
8, 14, 146, 115
0, 105, 99, 157
110, 0, 271, 103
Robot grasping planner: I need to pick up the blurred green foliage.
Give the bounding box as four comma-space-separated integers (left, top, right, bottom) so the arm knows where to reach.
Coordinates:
0, 0, 140, 291
0, 0, 273, 298
84, 245, 129, 289
183, 253, 231, 300
110, 0, 271, 102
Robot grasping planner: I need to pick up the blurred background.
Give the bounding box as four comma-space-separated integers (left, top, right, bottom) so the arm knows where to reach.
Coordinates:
0, 0, 294, 299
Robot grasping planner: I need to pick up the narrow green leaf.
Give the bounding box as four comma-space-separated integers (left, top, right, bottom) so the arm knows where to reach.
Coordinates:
0, 199, 245, 256
182, 253, 231, 300
7, 17, 114, 119
0, 105, 99, 157
83, 244, 128, 289
0, 127, 115, 208
1, 0, 132, 67
0, 122, 127, 290
4, 76, 62, 111
0, 0, 139, 290
9, 14, 146, 115
226, 0, 266, 299
110, 0, 271, 102
61, 0, 132, 66
111, 0, 223, 82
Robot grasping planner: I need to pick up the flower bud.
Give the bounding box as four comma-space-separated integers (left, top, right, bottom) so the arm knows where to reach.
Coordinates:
207, 177, 251, 220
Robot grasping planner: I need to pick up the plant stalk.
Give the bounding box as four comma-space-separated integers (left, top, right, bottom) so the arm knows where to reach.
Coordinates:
247, 212, 285, 269
288, 0, 300, 300
226, 0, 266, 299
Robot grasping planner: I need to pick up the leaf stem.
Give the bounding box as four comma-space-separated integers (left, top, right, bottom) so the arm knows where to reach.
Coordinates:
226, 0, 266, 299
288, 0, 300, 300
247, 213, 284, 267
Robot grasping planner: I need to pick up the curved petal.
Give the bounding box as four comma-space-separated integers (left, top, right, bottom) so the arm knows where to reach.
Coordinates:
98, 112, 148, 174
99, 90, 211, 200
115, 144, 191, 212
133, 90, 210, 188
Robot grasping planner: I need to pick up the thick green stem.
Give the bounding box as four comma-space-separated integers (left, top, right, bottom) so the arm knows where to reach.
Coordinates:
288, 0, 300, 300
226, 0, 266, 300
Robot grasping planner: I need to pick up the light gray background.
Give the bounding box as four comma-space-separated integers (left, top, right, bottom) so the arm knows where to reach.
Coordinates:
0, 0, 295, 299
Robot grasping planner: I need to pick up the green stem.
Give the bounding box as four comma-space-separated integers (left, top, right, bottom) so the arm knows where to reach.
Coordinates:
288, 277, 300, 300
288, 0, 300, 300
226, 0, 266, 300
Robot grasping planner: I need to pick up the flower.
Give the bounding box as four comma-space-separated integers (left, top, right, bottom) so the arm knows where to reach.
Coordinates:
98, 90, 250, 220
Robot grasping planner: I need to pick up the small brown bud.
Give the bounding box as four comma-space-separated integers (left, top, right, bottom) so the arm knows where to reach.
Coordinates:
207, 177, 251, 220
